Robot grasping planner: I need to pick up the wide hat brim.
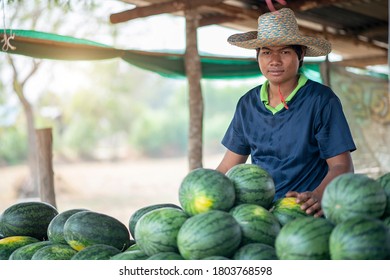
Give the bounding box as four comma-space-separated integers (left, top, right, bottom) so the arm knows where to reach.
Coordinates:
228, 31, 331, 57
227, 8, 331, 57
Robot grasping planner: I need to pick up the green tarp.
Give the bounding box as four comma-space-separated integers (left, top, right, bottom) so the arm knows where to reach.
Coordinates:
0, 29, 324, 80
1, 29, 386, 81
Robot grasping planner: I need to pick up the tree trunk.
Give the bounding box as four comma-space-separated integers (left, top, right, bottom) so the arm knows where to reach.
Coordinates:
36, 128, 57, 208
8, 55, 40, 198
184, 7, 204, 171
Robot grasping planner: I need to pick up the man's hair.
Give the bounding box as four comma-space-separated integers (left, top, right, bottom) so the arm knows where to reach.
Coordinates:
256, 45, 306, 68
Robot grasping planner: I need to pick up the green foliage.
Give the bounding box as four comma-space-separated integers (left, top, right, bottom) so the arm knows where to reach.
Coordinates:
0, 126, 28, 165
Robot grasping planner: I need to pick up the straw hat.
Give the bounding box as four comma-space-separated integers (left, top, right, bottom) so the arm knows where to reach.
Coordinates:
227, 8, 331, 57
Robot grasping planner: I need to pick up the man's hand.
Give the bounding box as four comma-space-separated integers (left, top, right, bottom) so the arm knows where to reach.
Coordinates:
285, 191, 323, 218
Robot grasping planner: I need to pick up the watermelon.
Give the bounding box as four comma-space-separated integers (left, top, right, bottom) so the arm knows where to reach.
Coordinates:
270, 197, 308, 226
201, 256, 230, 260
31, 244, 77, 260
230, 204, 280, 246
179, 168, 235, 216
177, 210, 241, 260
0, 236, 40, 260
135, 207, 188, 256
383, 216, 390, 228
226, 164, 275, 209
147, 252, 184, 260
9, 240, 52, 260
47, 208, 88, 244
111, 250, 148, 260
63, 211, 131, 252
128, 203, 181, 239
377, 172, 390, 217
275, 216, 334, 260
233, 243, 277, 260
71, 244, 120, 260
329, 216, 389, 260
322, 173, 387, 224
0, 201, 58, 240
126, 243, 140, 251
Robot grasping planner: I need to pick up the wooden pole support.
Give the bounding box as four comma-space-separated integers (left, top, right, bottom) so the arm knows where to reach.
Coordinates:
36, 128, 57, 208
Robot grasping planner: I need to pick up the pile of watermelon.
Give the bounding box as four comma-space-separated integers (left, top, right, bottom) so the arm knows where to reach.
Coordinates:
1, 164, 390, 260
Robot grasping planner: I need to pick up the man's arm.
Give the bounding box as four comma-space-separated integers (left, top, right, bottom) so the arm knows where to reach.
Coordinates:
216, 150, 249, 174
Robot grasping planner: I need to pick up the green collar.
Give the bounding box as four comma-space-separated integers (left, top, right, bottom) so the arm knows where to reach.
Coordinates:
260, 75, 308, 114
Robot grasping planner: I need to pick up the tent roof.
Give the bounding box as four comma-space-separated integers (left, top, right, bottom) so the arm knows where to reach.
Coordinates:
114, 0, 388, 69
1, 29, 387, 80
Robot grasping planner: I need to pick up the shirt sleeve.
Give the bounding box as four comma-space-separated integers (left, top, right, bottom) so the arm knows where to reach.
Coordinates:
315, 93, 356, 159
221, 96, 251, 156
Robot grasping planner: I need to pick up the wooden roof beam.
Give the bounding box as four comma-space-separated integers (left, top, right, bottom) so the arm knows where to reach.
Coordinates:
110, 0, 225, 24
334, 55, 388, 68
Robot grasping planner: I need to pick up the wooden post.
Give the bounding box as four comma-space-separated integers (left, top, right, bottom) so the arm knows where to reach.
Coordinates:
184, 7, 204, 171
321, 25, 331, 86
36, 128, 57, 208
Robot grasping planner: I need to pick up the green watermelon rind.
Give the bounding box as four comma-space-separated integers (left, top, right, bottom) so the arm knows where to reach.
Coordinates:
147, 252, 184, 260
8, 240, 52, 260
329, 216, 389, 260
47, 208, 88, 245
31, 244, 77, 260
110, 250, 148, 260
0, 236, 40, 260
230, 204, 280, 246
63, 211, 131, 252
322, 173, 387, 224
0, 201, 58, 240
270, 197, 309, 226
134, 207, 188, 256
177, 210, 242, 260
226, 164, 275, 209
178, 168, 236, 216
275, 216, 334, 260
377, 172, 390, 218
233, 243, 278, 260
128, 203, 181, 239
71, 244, 120, 260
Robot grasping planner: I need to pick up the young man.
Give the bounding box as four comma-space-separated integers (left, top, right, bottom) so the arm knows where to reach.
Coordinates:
216, 8, 356, 217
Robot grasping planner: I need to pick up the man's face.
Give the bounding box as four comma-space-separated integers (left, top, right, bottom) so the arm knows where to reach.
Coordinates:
258, 46, 301, 85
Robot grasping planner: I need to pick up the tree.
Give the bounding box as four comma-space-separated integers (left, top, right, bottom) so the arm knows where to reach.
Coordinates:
0, 0, 113, 197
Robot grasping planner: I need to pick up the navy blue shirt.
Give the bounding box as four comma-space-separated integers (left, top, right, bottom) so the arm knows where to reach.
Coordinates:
222, 79, 356, 201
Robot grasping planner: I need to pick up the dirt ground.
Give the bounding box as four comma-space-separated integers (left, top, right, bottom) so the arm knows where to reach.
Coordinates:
0, 154, 223, 227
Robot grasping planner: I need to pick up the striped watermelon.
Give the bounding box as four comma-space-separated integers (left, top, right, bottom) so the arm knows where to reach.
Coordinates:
128, 203, 181, 239
329, 216, 389, 260
322, 173, 386, 224
270, 197, 308, 226
201, 256, 230, 260
0, 236, 40, 260
147, 252, 184, 260
275, 217, 334, 260
179, 168, 235, 216
71, 244, 120, 260
177, 210, 241, 260
377, 172, 390, 217
233, 243, 277, 260
230, 204, 280, 246
9, 241, 52, 260
226, 164, 275, 209
134, 207, 188, 256
0, 201, 58, 240
110, 250, 148, 260
63, 211, 131, 251
31, 244, 77, 260
47, 208, 88, 244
